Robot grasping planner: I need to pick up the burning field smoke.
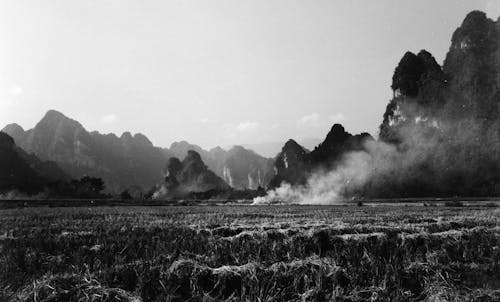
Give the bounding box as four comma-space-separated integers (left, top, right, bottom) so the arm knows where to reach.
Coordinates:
256, 14, 500, 205
253, 140, 398, 204
253, 149, 375, 204
255, 101, 500, 204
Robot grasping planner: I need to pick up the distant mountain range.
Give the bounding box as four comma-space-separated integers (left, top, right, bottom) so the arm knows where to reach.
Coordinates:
268, 124, 372, 188
168, 141, 274, 190
2, 110, 276, 192
239, 138, 321, 158
265, 10, 500, 198
0, 109, 340, 196
1, 10, 499, 199
3, 110, 167, 192
0, 131, 69, 194
372, 10, 500, 197
154, 150, 231, 198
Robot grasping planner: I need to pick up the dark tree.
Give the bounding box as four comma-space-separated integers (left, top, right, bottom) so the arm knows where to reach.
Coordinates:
391, 51, 426, 97
69, 176, 106, 198
120, 190, 133, 200
165, 157, 182, 177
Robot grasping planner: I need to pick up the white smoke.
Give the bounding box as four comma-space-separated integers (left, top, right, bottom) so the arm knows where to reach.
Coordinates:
0, 190, 47, 200
253, 140, 398, 204
152, 185, 168, 200
254, 94, 500, 205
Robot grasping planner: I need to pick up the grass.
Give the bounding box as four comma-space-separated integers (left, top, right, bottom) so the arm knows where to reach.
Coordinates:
1, 204, 500, 301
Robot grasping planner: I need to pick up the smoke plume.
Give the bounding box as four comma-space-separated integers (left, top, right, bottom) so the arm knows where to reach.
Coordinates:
254, 100, 500, 204
256, 12, 500, 204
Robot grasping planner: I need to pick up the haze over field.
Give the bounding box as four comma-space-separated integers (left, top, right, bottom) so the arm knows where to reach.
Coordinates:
256, 10, 500, 203
0, 2, 499, 202
1, 0, 499, 148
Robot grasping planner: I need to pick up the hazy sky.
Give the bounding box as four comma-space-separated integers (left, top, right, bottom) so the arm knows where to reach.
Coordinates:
0, 1, 499, 148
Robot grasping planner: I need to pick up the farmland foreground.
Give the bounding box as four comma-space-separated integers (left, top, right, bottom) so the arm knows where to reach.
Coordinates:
1, 204, 500, 301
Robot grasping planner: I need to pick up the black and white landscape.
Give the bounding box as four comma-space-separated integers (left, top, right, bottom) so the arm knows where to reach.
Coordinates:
1, 1, 500, 301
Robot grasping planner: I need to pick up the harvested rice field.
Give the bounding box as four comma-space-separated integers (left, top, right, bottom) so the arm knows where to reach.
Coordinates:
1, 204, 500, 301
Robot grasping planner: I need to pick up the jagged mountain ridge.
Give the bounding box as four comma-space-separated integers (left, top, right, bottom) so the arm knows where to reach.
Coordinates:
155, 150, 230, 198
3, 110, 172, 192
4, 11, 497, 197
269, 124, 373, 188
375, 10, 500, 197
381, 11, 500, 142
265, 10, 500, 198
217, 146, 274, 190
166, 141, 275, 190
3, 110, 275, 192
240, 138, 322, 158
268, 139, 310, 188
0, 132, 69, 194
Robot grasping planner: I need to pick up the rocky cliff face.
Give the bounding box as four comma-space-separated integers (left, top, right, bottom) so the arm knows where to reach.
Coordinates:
156, 150, 230, 198
379, 50, 446, 144
268, 125, 373, 188
264, 10, 500, 198
309, 124, 373, 167
0, 132, 68, 194
4, 110, 95, 165
217, 146, 274, 190
241, 138, 322, 158
268, 139, 310, 188
381, 11, 500, 143
443, 11, 500, 121
375, 10, 500, 197
167, 141, 275, 189
179, 150, 229, 192
3, 110, 277, 192
2, 110, 166, 192
168, 141, 212, 167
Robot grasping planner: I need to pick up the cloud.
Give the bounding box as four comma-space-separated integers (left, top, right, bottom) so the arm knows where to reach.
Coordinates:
222, 121, 260, 140
100, 113, 118, 124
328, 113, 346, 123
237, 121, 259, 132
298, 113, 321, 127
199, 117, 209, 123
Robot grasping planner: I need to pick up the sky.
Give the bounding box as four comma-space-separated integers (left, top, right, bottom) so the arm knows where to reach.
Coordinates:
0, 0, 499, 149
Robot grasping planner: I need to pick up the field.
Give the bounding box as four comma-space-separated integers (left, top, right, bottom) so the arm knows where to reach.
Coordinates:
1, 203, 500, 301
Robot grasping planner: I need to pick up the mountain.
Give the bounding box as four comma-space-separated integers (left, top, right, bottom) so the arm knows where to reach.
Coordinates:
3, 110, 276, 192
309, 124, 373, 167
443, 11, 500, 122
154, 150, 230, 198
268, 139, 310, 188
266, 10, 500, 199
167, 141, 275, 189
167, 141, 219, 175
216, 146, 274, 190
0, 131, 69, 194
379, 50, 447, 144
176, 150, 230, 192
168, 141, 208, 163
268, 124, 373, 188
374, 10, 500, 197
381, 11, 500, 141
240, 138, 321, 158
2, 110, 167, 192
